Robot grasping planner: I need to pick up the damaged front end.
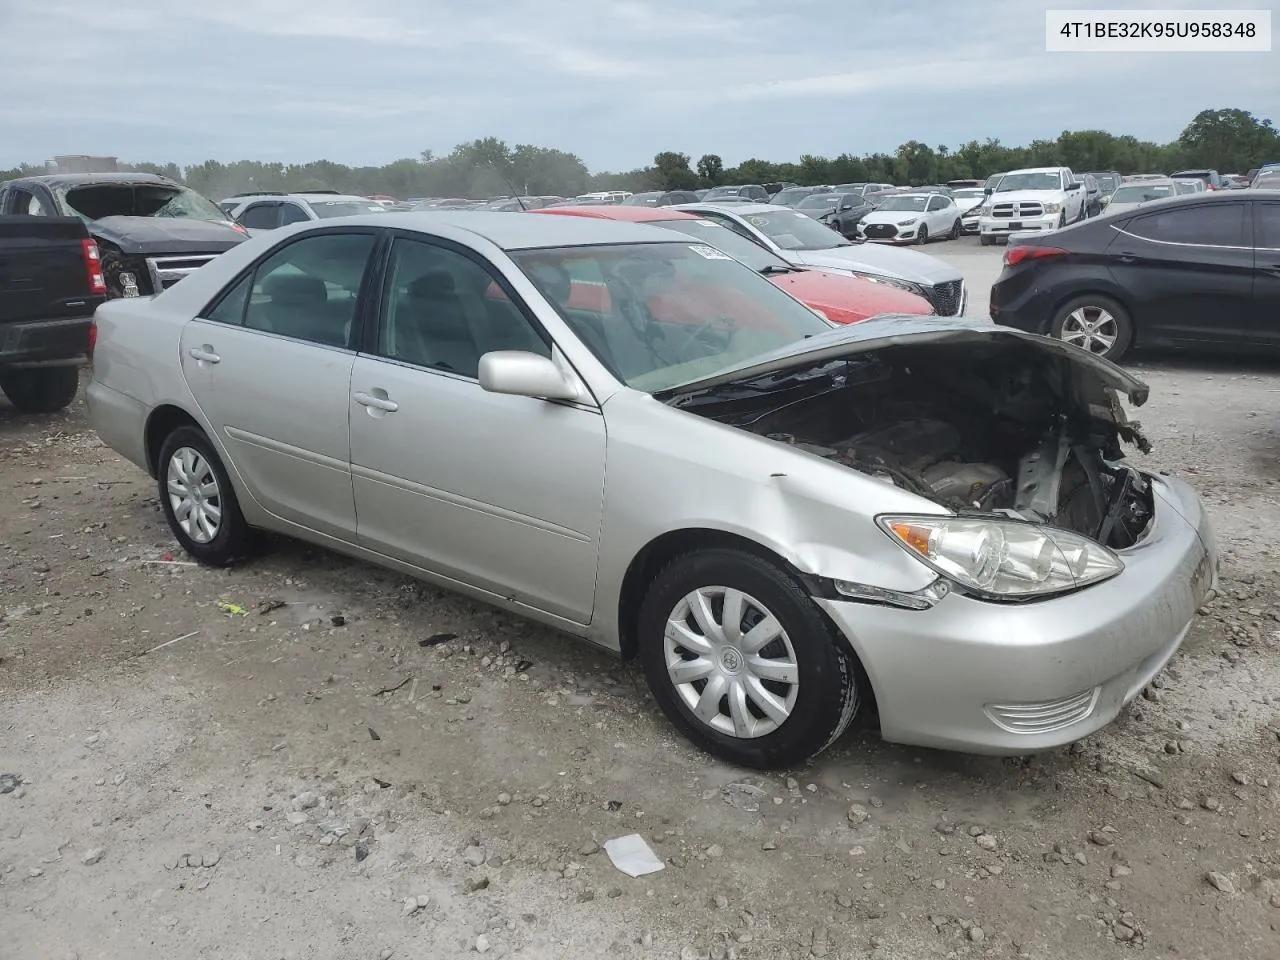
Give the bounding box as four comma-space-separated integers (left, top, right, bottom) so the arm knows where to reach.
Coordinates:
666, 319, 1156, 562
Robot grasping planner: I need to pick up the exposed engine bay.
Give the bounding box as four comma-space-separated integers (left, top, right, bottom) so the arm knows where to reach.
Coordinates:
686, 339, 1155, 550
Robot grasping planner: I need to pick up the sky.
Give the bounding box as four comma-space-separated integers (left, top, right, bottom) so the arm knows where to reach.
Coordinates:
0, 0, 1276, 173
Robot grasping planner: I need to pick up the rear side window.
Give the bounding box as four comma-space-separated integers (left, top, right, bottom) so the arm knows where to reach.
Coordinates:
204, 275, 251, 325
242, 233, 377, 347
1257, 202, 1280, 248
1125, 204, 1247, 247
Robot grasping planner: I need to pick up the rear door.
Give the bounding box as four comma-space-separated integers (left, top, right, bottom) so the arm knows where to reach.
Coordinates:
1252, 199, 1280, 346
178, 229, 381, 539
1110, 202, 1253, 344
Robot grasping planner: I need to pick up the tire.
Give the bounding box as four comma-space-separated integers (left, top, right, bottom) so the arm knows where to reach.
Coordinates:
0, 367, 80, 413
916, 224, 929, 245
1049, 293, 1134, 362
949, 219, 961, 240
1057, 211, 1067, 229
156, 425, 255, 566
637, 548, 860, 769
979, 234, 995, 246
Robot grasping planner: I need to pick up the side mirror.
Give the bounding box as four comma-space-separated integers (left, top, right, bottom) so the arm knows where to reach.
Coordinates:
1066, 182, 1082, 191
841, 203, 853, 211
983, 187, 993, 196
478, 351, 583, 402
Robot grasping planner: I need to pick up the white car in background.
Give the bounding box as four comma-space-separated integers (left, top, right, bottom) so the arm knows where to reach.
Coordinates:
960, 177, 1000, 234
223, 192, 389, 235
1101, 179, 1178, 215
676, 202, 967, 315
856, 193, 962, 244
977, 167, 1086, 245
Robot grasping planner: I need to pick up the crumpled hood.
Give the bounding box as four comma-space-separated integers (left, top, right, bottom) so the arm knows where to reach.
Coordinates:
89, 217, 248, 256
657, 315, 1149, 406
787, 242, 962, 285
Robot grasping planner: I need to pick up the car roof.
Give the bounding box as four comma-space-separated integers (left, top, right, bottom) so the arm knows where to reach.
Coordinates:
1107, 190, 1248, 213
234, 193, 371, 203
1117, 178, 1176, 186
529, 205, 697, 222
677, 202, 791, 216
333, 210, 681, 250
1002, 167, 1068, 174
12, 172, 174, 187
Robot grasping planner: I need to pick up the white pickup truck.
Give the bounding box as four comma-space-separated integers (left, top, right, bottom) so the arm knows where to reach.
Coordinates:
977, 167, 1086, 245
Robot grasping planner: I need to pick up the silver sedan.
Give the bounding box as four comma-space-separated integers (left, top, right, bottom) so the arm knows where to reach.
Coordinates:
86, 212, 1217, 768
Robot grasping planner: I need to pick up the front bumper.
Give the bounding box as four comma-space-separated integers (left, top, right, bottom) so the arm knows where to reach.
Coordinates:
816, 475, 1216, 754
979, 213, 1060, 236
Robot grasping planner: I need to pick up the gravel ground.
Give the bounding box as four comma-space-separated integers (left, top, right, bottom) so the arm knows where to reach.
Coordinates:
3, 250, 1280, 958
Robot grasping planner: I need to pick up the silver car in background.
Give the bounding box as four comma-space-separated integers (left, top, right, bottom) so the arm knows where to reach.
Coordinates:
87, 213, 1216, 768
677, 202, 967, 315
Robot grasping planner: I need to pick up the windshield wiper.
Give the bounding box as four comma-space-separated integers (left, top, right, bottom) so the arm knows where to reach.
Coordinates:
758, 264, 796, 275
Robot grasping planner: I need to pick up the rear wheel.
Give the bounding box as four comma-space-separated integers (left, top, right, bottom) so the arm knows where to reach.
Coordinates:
638, 548, 860, 769
1049, 294, 1134, 362
916, 224, 929, 245
156, 426, 256, 566
0, 367, 80, 413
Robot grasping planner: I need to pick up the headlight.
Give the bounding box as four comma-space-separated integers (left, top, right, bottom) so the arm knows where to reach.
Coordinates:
1042, 202, 1062, 213
846, 271, 926, 298
899, 218, 917, 226
877, 515, 1124, 599
974, 205, 991, 216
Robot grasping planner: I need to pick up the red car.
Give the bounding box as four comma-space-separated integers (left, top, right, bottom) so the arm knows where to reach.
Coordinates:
528, 205, 934, 323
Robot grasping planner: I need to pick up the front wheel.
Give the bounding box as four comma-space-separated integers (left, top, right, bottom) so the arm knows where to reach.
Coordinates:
156, 425, 256, 566
0, 366, 80, 413
949, 219, 961, 240
915, 224, 929, 245
638, 548, 860, 769
979, 234, 995, 246
1049, 294, 1134, 362
1057, 211, 1067, 229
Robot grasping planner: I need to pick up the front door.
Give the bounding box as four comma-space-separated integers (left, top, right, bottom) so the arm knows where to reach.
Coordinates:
349, 234, 607, 623
1253, 199, 1280, 347
1110, 202, 1254, 344
178, 230, 379, 539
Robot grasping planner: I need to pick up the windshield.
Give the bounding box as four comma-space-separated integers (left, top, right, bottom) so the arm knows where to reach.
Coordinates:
1111, 184, 1173, 202
652, 218, 783, 272
1093, 174, 1120, 192
832, 183, 866, 192
796, 194, 842, 211
993, 172, 1064, 192
773, 187, 819, 207
953, 189, 984, 200
703, 186, 747, 199
875, 195, 930, 212
510, 242, 828, 392
310, 200, 389, 218
622, 192, 663, 206
60, 181, 228, 222
1254, 172, 1280, 189
732, 208, 849, 250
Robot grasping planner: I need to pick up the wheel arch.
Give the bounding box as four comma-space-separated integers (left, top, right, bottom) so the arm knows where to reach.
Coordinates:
143, 404, 203, 478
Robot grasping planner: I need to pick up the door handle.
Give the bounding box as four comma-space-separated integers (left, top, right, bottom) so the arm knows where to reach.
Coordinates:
353, 391, 398, 413
188, 346, 220, 363
1116, 254, 1138, 264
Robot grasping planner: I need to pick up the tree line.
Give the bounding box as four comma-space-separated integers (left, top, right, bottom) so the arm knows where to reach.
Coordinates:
3, 108, 1276, 201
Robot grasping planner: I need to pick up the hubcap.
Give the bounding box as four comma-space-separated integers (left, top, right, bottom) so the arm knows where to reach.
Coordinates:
1059, 307, 1118, 355
663, 587, 800, 739
166, 446, 222, 544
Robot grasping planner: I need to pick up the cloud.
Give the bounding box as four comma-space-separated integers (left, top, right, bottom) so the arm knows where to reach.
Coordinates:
0, 0, 1275, 172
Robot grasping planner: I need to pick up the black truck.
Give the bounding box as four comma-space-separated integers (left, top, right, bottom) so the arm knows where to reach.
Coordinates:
0, 215, 107, 412
0, 173, 247, 299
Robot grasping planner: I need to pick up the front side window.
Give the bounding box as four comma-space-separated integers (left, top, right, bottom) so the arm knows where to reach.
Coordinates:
238, 203, 281, 230
510, 242, 830, 392
242, 233, 376, 347
378, 238, 549, 379
1125, 204, 1247, 247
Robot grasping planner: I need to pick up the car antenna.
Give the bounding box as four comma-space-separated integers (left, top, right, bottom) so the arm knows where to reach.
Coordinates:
485, 160, 526, 210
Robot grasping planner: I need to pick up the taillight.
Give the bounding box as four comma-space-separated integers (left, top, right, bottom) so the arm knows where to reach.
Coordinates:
1004, 245, 1068, 267
82, 239, 107, 295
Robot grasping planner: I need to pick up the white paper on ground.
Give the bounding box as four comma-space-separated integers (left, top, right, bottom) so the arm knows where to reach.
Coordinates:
604, 833, 665, 877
